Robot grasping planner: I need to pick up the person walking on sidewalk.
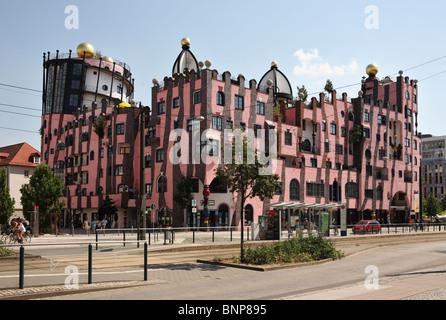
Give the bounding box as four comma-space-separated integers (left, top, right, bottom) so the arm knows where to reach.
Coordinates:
83, 219, 91, 236
91, 219, 97, 233
101, 217, 108, 235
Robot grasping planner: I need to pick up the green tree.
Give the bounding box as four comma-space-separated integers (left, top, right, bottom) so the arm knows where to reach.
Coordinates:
98, 195, 118, 220
440, 194, 446, 212
324, 79, 334, 102
423, 195, 440, 219
0, 168, 15, 226
215, 134, 282, 262
20, 164, 64, 232
297, 85, 308, 102
173, 177, 195, 210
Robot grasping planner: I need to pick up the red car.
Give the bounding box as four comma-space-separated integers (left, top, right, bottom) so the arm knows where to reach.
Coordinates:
352, 220, 381, 234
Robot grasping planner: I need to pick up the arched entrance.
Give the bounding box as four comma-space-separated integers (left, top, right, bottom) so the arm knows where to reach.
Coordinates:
244, 204, 253, 226
391, 191, 409, 223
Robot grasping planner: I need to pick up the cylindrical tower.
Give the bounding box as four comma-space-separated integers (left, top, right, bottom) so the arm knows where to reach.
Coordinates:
42, 42, 134, 115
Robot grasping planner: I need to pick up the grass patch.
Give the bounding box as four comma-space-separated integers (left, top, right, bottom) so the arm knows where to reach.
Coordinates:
0, 241, 14, 257
234, 234, 344, 265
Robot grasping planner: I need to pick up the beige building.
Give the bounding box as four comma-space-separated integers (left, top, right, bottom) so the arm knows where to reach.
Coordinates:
0, 143, 40, 220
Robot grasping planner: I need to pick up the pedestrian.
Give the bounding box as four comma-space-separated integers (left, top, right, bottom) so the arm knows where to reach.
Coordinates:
83, 219, 91, 236
91, 219, 97, 233
101, 217, 108, 235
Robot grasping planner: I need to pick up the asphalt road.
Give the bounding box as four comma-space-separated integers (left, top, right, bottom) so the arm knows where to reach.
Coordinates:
7, 233, 445, 301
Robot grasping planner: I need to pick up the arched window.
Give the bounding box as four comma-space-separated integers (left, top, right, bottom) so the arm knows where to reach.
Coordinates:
244, 204, 253, 225
365, 149, 372, 159
81, 132, 89, 142
90, 150, 95, 161
302, 139, 311, 152
157, 175, 167, 193
376, 185, 383, 200
216, 91, 225, 106
289, 179, 300, 201
209, 177, 227, 193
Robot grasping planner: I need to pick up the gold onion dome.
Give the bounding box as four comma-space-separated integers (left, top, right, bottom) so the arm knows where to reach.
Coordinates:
366, 63, 379, 76
102, 56, 114, 63
181, 37, 191, 46
77, 42, 95, 58
271, 61, 278, 68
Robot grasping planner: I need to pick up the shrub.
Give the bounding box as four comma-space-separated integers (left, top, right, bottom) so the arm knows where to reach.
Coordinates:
0, 241, 14, 257
241, 234, 344, 265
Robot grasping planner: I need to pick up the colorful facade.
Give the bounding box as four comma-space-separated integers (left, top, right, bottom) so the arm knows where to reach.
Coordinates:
41, 39, 421, 229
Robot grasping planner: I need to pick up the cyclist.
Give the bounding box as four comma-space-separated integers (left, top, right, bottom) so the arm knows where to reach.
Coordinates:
14, 219, 26, 243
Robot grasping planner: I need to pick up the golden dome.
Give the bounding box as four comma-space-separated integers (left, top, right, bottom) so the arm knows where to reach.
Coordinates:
181, 37, 191, 46
271, 61, 278, 68
102, 56, 114, 63
77, 42, 95, 58
366, 63, 378, 76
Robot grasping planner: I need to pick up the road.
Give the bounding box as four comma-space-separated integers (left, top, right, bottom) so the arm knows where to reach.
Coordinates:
4, 233, 444, 301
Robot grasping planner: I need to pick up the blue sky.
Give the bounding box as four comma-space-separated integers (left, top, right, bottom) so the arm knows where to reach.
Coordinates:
0, 0, 445, 151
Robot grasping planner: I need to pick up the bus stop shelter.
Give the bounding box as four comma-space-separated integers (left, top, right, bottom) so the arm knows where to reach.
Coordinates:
268, 202, 347, 237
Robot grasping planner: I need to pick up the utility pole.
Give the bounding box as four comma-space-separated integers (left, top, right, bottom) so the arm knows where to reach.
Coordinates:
139, 102, 147, 241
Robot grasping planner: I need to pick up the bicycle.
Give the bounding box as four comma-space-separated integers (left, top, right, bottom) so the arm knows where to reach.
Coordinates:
4, 230, 32, 244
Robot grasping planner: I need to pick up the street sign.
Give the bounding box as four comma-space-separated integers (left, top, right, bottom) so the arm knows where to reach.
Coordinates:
192, 199, 197, 207
192, 208, 197, 213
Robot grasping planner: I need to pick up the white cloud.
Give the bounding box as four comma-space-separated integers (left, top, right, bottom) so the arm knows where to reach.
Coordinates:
293, 49, 358, 77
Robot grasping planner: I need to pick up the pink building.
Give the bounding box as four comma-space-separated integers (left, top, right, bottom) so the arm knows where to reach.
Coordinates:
41, 40, 421, 229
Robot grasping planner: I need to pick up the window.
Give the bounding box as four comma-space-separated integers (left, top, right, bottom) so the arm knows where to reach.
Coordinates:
310, 158, 317, 168
114, 165, 124, 176
157, 101, 166, 115
24, 170, 29, 177
69, 94, 78, 107
72, 64, 82, 76
157, 175, 167, 193
216, 92, 225, 106
376, 186, 383, 200
290, 179, 300, 200
254, 124, 262, 138
306, 182, 325, 197
324, 141, 330, 152
193, 90, 201, 104
330, 122, 336, 135
116, 123, 125, 135
284, 131, 292, 146
341, 126, 346, 137
156, 149, 164, 162
345, 182, 359, 199
365, 189, 374, 199
145, 183, 152, 196
70, 80, 80, 90
364, 110, 370, 122
256, 101, 265, 115
212, 115, 223, 130
326, 161, 332, 169
187, 119, 200, 132
335, 144, 343, 155
90, 150, 94, 161
235, 95, 244, 110
145, 154, 151, 168
322, 121, 326, 132
119, 143, 130, 154
226, 119, 233, 129
117, 84, 122, 94
102, 84, 108, 91
173, 97, 180, 109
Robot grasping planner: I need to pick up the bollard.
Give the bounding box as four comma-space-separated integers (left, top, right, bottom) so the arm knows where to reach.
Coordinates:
148, 230, 151, 245
230, 228, 233, 241
193, 230, 195, 243
19, 246, 24, 289
144, 242, 148, 281
212, 229, 215, 242
88, 244, 92, 284
95, 230, 98, 250
171, 229, 174, 244
123, 231, 126, 247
